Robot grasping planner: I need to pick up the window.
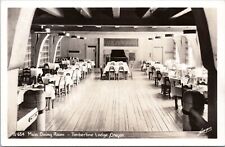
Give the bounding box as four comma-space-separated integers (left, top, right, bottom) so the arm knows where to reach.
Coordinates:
39, 38, 50, 67
23, 34, 31, 68
55, 42, 61, 62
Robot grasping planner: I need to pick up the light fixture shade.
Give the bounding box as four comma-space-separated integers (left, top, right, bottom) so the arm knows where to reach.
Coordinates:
58, 32, 66, 36
45, 28, 51, 33
165, 34, 174, 37
183, 30, 196, 34
80, 37, 87, 39
65, 33, 70, 37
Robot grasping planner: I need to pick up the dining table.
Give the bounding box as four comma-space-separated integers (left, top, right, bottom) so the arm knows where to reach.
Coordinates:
103, 61, 130, 74
30, 68, 43, 77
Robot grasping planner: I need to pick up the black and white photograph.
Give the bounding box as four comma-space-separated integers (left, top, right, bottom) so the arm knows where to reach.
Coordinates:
1, 0, 225, 146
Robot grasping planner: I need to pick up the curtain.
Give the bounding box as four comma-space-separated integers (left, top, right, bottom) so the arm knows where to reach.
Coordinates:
186, 34, 203, 67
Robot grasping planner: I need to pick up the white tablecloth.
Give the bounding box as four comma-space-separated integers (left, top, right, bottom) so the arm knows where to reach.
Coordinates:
30, 68, 43, 77
103, 61, 130, 74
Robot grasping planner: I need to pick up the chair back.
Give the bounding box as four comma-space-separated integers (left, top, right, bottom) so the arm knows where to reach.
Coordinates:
110, 62, 115, 66
185, 74, 190, 79
42, 68, 50, 76
197, 81, 207, 85
37, 74, 43, 84
156, 71, 162, 80
42, 78, 49, 85
43, 63, 49, 69
151, 66, 155, 72
119, 66, 124, 72
164, 77, 170, 86
182, 84, 192, 97
109, 66, 115, 72
23, 68, 31, 77
118, 62, 123, 65
22, 68, 32, 85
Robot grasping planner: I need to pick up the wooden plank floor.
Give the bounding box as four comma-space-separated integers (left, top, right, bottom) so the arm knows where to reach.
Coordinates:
45, 70, 183, 132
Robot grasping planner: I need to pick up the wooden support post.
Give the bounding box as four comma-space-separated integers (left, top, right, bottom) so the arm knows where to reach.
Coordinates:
192, 8, 217, 138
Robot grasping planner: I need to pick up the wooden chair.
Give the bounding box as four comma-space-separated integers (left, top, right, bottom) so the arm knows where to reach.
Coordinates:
22, 68, 32, 85
161, 77, 171, 98
155, 70, 162, 87
55, 76, 66, 96
197, 81, 207, 85
118, 66, 125, 80
175, 83, 192, 109
108, 66, 115, 80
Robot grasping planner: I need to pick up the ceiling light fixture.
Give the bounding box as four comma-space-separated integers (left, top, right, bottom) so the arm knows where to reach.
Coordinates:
183, 30, 196, 34
58, 32, 66, 36
77, 25, 83, 28
165, 34, 174, 37
96, 25, 102, 28
80, 37, 87, 40
45, 28, 51, 33
115, 26, 120, 28
65, 33, 70, 37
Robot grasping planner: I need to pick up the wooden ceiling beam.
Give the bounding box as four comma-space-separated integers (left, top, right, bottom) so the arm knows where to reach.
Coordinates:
75, 8, 92, 18
142, 8, 158, 18
112, 8, 120, 18
40, 8, 64, 17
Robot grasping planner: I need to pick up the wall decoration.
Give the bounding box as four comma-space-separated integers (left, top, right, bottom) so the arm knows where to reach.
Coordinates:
104, 38, 138, 47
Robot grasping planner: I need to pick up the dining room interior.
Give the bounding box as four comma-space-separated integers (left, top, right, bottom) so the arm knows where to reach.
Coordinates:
6, 7, 218, 139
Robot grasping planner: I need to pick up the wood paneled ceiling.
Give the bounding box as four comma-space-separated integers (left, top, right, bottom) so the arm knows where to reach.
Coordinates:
31, 7, 196, 32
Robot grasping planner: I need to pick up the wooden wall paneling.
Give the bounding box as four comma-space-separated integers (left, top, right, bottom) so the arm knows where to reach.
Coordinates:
104, 38, 139, 47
